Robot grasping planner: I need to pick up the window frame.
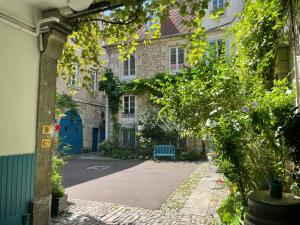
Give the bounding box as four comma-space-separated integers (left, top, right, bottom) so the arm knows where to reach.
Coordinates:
123, 55, 136, 77
122, 128, 136, 147
209, 39, 226, 59
212, 0, 225, 11
169, 46, 185, 74
123, 95, 135, 116
88, 68, 98, 92
68, 64, 80, 88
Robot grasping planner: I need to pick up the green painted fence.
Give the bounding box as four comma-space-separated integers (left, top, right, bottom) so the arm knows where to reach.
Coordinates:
0, 153, 36, 225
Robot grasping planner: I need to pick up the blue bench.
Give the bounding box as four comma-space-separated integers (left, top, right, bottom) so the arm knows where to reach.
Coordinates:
153, 145, 176, 160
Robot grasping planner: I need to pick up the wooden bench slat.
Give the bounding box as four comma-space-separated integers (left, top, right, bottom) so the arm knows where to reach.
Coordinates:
153, 145, 175, 160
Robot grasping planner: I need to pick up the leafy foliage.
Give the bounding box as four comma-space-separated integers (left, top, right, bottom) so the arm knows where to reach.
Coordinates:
230, 0, 287, 84
58, 0, 215, 89
55, 93, 78, 118
51, 156, 65, 197
217, 193, 244, 225
139, 0, 295, 223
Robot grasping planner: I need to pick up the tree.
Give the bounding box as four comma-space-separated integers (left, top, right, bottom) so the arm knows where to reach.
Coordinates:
58, 0, 212, 88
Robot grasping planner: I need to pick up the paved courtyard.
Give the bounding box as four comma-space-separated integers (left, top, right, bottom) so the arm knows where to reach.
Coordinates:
53, 160, 228, 225
63, 159, 198, 209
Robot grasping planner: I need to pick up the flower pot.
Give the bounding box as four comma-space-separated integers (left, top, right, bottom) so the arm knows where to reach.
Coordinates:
270, 180, 282, 199
51, 194, 68, 217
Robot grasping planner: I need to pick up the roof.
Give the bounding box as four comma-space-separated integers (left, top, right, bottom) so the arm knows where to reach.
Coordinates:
137, 9, 193, 39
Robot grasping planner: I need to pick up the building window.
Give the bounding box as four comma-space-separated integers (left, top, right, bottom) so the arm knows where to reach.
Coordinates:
124, 55, 135, 76
170, 46, 185, 74
88, 68, 97, 91
122, 128, 135, 147
123, 96, 135, 116
212, 0, 225, 11
209, 39, 225, 59
68, 64, 80, 88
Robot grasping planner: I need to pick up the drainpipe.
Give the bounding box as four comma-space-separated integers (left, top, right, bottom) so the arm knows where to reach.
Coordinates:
0, 10, 60, 51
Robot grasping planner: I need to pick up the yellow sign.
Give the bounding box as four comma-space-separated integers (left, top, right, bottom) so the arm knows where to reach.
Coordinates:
42, 125, 52, 135
41, 138, 51, 148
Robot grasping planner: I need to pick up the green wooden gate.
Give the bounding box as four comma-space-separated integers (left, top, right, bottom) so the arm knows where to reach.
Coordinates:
0, 153, 36, 225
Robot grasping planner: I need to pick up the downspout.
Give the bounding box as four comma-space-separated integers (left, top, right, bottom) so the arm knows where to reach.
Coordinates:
0, 10, 60, 51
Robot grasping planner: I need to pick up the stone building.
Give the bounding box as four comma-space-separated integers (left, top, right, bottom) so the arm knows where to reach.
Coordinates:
56, 66, 106, 152
104, 0, 245, 152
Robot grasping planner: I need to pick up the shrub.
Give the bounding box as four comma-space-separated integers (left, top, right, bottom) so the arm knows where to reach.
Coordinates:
51, 156, 65, 197
98, 140, 114, 155
179, 150, 201, 161
217, 193, 244, 225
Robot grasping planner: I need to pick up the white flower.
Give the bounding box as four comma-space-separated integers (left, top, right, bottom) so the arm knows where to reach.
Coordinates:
241, 106, 249, 113
233, 123, 241, 132
211, 120, 218, 128
285, 89, 292, 95
206, 119, 211, 127
195, 113, 199, 116
206, 119, 218, 128
252, 101, 258, 109
209, 109, 218, 116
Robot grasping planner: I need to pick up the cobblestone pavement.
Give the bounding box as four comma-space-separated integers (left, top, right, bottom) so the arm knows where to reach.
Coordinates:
52, 162, 228, 225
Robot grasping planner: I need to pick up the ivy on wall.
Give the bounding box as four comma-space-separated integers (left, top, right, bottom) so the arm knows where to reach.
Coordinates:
98, 69, 180, 117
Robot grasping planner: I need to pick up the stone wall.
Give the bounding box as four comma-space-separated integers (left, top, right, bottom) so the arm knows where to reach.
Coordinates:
106, 35, 189, 80
56, 74, 106, 150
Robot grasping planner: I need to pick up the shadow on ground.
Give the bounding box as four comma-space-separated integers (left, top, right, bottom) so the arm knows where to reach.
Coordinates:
63, 158, 144, 188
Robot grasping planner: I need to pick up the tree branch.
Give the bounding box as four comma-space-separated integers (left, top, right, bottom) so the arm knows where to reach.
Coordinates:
78, 0, 144, 25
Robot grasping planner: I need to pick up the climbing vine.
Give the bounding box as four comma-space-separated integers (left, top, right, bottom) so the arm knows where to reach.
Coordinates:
98, 69, 179, 116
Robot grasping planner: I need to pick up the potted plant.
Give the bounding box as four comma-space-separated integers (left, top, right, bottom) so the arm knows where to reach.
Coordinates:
51, 154, 68, 216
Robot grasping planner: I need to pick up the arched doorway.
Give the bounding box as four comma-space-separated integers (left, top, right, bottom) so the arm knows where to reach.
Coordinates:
59, 110, 83, 154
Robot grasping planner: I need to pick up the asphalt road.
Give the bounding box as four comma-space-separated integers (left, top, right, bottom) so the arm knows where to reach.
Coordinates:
63, 159, 198, 209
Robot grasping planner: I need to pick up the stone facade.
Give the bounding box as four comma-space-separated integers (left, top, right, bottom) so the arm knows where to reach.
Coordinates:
105, 1, 245, 153
56, 72, 106, 151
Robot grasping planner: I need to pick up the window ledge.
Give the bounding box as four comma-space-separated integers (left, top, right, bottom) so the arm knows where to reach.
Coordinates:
122, 113, 135, 118
121, 76, 137, 80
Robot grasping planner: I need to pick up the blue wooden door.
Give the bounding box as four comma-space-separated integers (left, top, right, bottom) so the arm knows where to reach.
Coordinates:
59, 110, 83, 154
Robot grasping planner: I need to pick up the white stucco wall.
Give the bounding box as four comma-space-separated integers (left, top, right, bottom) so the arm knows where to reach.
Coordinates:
0, 9, 40, 155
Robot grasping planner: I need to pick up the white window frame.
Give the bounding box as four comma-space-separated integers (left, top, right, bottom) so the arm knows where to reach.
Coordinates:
123, 55, 136, 77
88, 68, 98, 91
212, 0, 226, 11
169, 46, 185, 74
123, 95, 135, 116
209, 39, 226, 59
68, 64, 80, 88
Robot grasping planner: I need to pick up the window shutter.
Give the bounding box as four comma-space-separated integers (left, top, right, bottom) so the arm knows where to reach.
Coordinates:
130, 55, 135, 75
124, 60, 129, 76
